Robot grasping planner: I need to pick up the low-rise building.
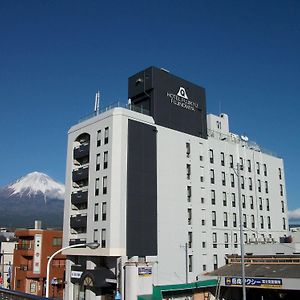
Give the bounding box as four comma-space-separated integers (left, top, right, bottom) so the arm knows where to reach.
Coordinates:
13, 221, 65, 298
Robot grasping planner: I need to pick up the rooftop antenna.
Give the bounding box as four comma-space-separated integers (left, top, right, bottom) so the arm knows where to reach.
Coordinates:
94, 91, 100, 115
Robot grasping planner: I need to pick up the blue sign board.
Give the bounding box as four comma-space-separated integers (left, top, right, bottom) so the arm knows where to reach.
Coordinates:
225, 277, 282, 288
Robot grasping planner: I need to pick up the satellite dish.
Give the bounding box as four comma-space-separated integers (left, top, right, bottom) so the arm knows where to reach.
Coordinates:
241, 135, 249, 142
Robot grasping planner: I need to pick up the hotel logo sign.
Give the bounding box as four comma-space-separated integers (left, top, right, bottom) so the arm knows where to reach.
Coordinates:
167, 86, 199, 111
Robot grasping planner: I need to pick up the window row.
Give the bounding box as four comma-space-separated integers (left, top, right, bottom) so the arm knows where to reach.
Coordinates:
97, 127, 109, 147
210, 170, 270, 193
94, 202, 107, 222
211, 211, 273, 229
211, 190, 273, 211
96, 151, 108, 171
212, 232, 275, 249
93, 228, 107, 248
209, 149, 271, 176
95, 176, 108, 196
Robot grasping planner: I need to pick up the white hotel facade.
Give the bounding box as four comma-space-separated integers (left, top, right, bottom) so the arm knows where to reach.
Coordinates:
62, 67, 288, 299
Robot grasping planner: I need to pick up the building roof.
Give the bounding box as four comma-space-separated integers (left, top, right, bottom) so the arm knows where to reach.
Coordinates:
209, 263, 300, 279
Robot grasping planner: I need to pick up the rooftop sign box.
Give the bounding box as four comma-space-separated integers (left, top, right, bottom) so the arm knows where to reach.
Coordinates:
128, 66, 207, 138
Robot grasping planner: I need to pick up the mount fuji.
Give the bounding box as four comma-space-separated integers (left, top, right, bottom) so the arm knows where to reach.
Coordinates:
0, 172, 65, 228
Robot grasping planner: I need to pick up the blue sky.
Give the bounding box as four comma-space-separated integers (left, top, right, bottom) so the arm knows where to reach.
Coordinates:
0, 1, 299, 216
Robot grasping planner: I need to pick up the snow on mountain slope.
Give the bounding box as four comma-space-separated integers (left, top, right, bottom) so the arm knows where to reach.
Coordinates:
7, 171, 65, 201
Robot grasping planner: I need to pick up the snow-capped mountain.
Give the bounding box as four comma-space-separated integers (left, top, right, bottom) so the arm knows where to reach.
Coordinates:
0, 172, 65, 228
7, 171, 65, 201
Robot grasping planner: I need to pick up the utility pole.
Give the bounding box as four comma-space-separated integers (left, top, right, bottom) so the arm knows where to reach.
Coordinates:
236, 163, 247, 300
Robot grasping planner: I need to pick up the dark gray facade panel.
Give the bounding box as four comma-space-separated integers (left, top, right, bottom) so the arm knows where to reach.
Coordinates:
126, 120, 157, 256
128, 66, 207, 138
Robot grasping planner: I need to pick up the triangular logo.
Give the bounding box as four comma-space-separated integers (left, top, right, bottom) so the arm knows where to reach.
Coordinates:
177, 87, 188, 99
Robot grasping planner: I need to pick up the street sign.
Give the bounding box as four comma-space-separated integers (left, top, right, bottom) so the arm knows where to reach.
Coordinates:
225, 277, 282, 288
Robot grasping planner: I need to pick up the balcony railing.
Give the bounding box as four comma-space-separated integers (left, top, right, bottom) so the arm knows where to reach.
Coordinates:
70, 214, 87, 229
15, 242, 34, 250
72, 166, 89, 182
71, 190, 88, 206
73, 143, 90, 160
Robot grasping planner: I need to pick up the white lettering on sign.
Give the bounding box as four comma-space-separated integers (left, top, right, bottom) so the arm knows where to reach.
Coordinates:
71, 271, 83, 279
167, 87, 199, 111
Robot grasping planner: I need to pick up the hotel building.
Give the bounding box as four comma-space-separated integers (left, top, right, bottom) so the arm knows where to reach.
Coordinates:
63, 67, 288, 299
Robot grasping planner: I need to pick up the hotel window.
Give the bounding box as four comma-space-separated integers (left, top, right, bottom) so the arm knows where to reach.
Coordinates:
265, 181, 269, 193
234, 233, 238, 248
186, 142, 190, 157
101, 229, 106, 248
221, 152, 225, 166
239, 157, 244, 170
243, 214, 247, 228
231, 193, 236, 207
210, 169, 215, 184
242, 195, 246, 209
186, 164, 191, 180
93, 229, 98, 242
102, 176, 107, 194
223, 192, 227, 206
247, 159, 251, 172
96, 154, 101, 171
279, 168, 282, 180
203, 265, 207, 271
241, 176, 245, 189
188, 255, 193, 272
259, 197, 263, 210
95, 178, 100, 196
250, 196, 254, 209
230, 174, 235, 188
201, 197, 205, 204
97, 130, 101, 147
224, 212, 228, 227
233, 213, 237, 227
221, 171, 226, 186
212, 211, 217, 226
187, 186, 192, 202
94, 203, 99, 221
244, 233, 248, 243
188, 208, 192, 225
266, 198, 270, 211
213, 254, 218, 270
200, 155, 203, 161
211, 190, 216, 205
280, 184, 283, 196
213, 232, 217, 248
256, 162, 260, 175
102, 202, 107, 221
209, 149, 214, 163
201, 219, 206, 226
224, 233, 229, 248
188, 232, 193, 248
251, 215, 255, 228
258, 179, 261, 192
202, 241, 206, 248
281, 201, 285, 213
229, 155, 234, 168
249, 177, 253, 191
267, 216, 271, 229
263, 164, 267, 176
104, 127, 109, 144
103, 151, 108, 169
283, 217, 286, 230
260, 216, 264, 229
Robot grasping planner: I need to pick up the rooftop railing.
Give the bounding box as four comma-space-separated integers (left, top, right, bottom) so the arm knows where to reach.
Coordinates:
79, 101, 150, 123
207, 129, 280, 158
